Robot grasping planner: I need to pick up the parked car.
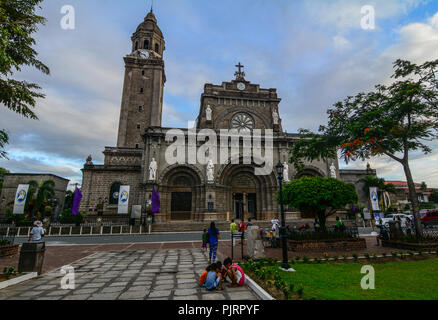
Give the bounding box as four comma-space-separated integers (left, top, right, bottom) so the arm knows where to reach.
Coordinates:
376, 213, 411, 228
420, 210, 438, 228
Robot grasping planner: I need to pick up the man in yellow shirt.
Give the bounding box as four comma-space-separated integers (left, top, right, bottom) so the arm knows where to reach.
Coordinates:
230, 219, 237, 233
230, 219, 238, 246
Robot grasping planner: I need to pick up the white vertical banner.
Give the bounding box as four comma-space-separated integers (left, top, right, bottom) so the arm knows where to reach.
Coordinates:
369, 187, 380, 211
132, 205, 142, 219
118, 185, 130, 215
13, 184, 29, 214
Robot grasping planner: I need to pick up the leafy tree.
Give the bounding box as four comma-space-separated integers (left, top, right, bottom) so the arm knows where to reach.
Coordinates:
420, 181, 428, 192
359, 176, 396, 195
290, 59, 438, 236
64, 190, 74, 209
0, 0, 50, 158
430, 191, 438, 204
278, 177, 358, 230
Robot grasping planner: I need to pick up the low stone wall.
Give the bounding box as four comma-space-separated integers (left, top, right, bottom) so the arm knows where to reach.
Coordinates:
286, 238, 367, 252
0, 244, 19, 257
382, 240, 438, 251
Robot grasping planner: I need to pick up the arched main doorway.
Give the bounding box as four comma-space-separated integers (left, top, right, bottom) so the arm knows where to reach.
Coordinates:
219, 163, 277, 221
160, 165, 202, 221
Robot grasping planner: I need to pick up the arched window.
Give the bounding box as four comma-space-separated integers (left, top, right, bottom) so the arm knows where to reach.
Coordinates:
155, 43, 159, 53
134, 41, 138, 51
109, 182, 121, 204
144, 40, 149, 49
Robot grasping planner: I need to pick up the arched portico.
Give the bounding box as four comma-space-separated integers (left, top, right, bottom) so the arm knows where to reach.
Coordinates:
160, 165, 203, 221
218, 162, 278, 221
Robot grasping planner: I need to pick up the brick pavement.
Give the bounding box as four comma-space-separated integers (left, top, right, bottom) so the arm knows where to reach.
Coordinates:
0, 248, 259, 300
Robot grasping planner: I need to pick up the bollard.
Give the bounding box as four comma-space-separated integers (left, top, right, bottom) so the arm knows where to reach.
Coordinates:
18, 242, 46, 275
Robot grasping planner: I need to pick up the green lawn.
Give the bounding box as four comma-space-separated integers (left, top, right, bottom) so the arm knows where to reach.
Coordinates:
257, 258, 438, 300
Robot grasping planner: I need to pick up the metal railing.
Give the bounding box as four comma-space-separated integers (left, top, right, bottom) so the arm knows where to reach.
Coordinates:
0, 224, 150, 238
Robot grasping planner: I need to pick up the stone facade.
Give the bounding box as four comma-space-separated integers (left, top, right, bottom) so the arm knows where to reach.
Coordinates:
339, 166, 378, 207
80, 9, 373, 222
0, 173, 69, 216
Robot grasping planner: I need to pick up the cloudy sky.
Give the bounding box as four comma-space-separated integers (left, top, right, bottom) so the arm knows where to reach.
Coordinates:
1, 0, 438, 189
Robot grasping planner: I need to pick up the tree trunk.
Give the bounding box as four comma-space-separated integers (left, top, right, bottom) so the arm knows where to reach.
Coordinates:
317, 211, 327, 231
402, 160, 423, 237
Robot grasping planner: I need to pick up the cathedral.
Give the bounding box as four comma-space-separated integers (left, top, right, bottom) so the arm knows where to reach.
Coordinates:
80, 9, 374, 222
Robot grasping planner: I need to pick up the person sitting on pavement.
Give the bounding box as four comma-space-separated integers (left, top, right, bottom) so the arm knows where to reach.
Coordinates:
28, 221, 45, 243
204, 262, 223, 291
246, 218, 253, 229
200, 263, 214, 286
223, 257, 246, 287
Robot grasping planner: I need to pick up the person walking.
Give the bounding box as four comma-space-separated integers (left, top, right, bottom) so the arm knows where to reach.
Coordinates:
207, 221, 221, 264
28, 221, 45, 243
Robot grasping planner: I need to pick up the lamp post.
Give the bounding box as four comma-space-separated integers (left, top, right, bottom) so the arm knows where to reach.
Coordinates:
275, 161, 290, 270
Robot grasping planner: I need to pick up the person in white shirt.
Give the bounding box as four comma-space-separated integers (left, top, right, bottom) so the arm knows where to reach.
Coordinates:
28, 221, 45, 242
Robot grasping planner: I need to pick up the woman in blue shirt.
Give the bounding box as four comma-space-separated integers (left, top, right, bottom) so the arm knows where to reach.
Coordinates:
207, 221, 220, 264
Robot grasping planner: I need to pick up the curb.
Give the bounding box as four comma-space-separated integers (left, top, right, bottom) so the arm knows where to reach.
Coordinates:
0, 272, 38, 290
244, 274, 275, 300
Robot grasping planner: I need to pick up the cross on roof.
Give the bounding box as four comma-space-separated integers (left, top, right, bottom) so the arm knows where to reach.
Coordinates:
235, 62, 244, 73
234, 62, 246, 80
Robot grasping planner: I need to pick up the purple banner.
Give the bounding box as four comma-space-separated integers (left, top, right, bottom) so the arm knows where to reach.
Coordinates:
152, 189, 160, 214
72, 187, 82, 215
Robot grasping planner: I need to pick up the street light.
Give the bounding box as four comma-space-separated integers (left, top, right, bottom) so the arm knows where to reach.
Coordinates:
275, 161, 290, 270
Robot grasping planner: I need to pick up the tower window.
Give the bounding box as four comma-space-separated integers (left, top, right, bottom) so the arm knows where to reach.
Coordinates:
155, 43, 159, 53
141, 70, 145, 76
138, 106, 143, 112
136, 124, 141, 131
135, 41, 138, 51
144, 40, 149, 49
135, 143, 140, 149
140, 88, 144, 94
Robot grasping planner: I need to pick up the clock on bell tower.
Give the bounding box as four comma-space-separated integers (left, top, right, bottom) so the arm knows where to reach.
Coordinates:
117, 8, 166, 149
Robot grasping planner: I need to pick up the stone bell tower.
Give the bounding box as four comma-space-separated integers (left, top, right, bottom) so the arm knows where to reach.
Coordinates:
117, 8, 166, 149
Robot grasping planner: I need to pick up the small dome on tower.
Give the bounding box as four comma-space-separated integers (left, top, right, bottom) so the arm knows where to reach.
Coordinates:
135, 8, 163, 37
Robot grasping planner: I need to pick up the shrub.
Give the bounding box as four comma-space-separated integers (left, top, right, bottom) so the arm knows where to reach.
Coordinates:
342, 254, 348, 261
2, 266, 17, 279
59, 209, 84, 224
303, 256, 310, 263
283, 287, 291, 300
408, 251, 414, 256
382, 252, 387, 257
364, 253, 370, 260
296, 286, 304, 298
333, 255, 339, 261
391, 251, 398, 257
352, 253, 358, 260
0, 239, 12, 246
372, 253, 377, 259
295, 255, 301, 261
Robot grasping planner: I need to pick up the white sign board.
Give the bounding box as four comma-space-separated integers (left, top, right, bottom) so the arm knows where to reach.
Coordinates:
369, 187, 380, 211
132, 205, 142, 219
118, 185, 130, 214
13, 184, 29, 214
363, 208, 371, 220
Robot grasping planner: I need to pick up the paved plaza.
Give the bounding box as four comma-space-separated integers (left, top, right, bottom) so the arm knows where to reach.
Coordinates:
0, 249, 259, 300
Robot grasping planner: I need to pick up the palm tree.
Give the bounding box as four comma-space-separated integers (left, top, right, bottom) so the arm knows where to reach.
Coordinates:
25, 180, 56, 219
360, 176, 396, 211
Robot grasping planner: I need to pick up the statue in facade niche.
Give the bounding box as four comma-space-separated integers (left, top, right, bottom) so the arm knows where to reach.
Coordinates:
206, 105, 212, 121
283, 162, 290, 182
330, 163, 337, 179
149, 158, 158, 181
206, 159, 215, 182
273, 109, 279, 125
